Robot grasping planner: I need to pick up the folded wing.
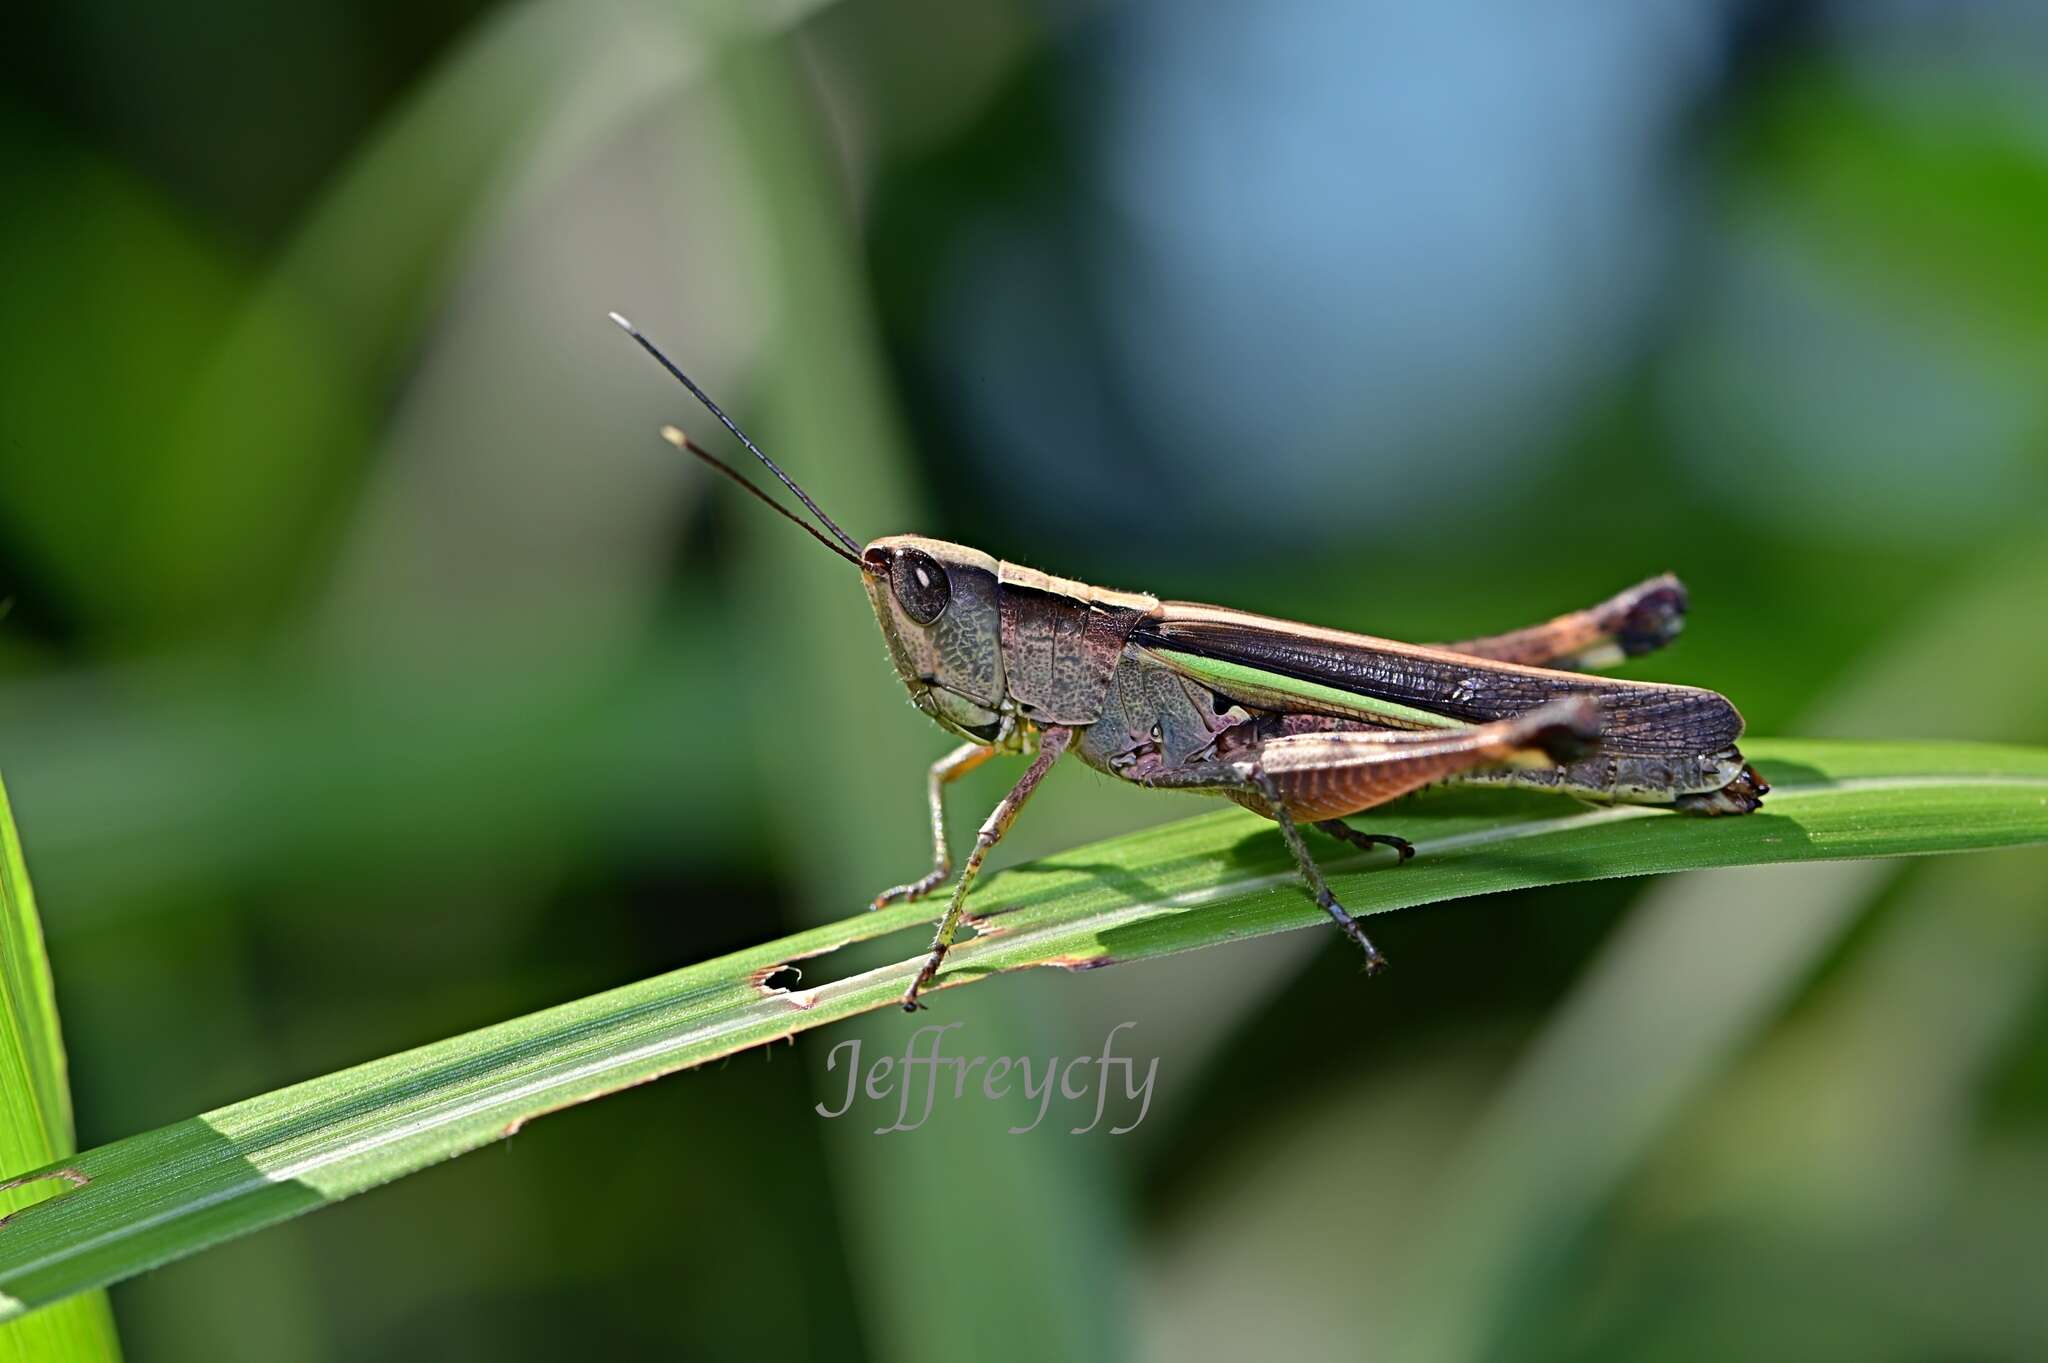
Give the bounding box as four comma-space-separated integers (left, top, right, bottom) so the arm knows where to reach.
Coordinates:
1132, 603, 1743, 759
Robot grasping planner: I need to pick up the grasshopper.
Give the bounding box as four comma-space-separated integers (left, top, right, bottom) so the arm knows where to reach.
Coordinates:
613, 314, 1767, 1011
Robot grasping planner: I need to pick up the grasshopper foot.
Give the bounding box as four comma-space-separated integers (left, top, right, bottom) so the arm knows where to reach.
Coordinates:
872, 869, 947, 910
900, 961, 941, 1011
1314, 820, 1415, 863
1315, 889, 1389, 973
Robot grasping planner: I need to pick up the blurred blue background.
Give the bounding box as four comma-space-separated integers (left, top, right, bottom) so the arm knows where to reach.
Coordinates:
3, 0, 2047, 1358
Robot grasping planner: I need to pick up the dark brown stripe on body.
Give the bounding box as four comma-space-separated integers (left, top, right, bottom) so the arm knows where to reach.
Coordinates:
1134, 606, 1742, 758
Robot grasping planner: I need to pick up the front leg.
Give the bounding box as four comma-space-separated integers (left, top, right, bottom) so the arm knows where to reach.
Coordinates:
871, 741, 1002, 909
902, 725, 1073, 1011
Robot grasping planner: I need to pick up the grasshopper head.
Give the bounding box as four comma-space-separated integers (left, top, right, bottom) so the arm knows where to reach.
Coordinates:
861, 535, 1008, 744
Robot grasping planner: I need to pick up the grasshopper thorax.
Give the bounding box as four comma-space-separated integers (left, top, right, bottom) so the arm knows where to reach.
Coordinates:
862, 535, 1010, 744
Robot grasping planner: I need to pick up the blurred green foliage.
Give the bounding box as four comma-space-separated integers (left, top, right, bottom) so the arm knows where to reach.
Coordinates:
2, 1, 2045, 1359
0, 778, 121, 1360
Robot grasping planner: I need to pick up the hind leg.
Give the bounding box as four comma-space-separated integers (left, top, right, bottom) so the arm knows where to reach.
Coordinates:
1139, 699, 1603, 968
1430, 575, 1687, 671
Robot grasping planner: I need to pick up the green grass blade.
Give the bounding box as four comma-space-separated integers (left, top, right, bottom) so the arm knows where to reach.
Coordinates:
0, 778, 120, 1358
0, 737, 2044, 1320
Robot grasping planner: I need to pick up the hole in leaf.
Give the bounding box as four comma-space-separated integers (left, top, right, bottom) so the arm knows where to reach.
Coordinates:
0, 1168, 88, 1226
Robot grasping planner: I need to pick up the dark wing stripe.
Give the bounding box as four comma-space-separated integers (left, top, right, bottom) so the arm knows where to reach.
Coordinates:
1131, 609, 1742, 758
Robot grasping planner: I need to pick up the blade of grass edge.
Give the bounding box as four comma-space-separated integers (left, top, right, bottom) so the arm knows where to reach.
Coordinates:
0, 737, 2044, 1320
0, 778, 120, 1357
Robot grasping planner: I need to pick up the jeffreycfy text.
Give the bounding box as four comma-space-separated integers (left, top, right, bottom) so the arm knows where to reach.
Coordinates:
814, 1021, 1159, 1135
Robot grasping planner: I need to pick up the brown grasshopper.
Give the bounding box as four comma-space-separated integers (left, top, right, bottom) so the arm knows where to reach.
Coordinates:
614, 315, 1767, 1011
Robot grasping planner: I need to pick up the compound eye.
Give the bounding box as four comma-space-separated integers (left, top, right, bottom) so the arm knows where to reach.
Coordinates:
891, 548, 951, 625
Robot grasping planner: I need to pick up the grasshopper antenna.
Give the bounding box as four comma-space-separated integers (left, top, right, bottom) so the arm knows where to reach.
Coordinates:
656, 425, 863, 568
610, 311, 865, 559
